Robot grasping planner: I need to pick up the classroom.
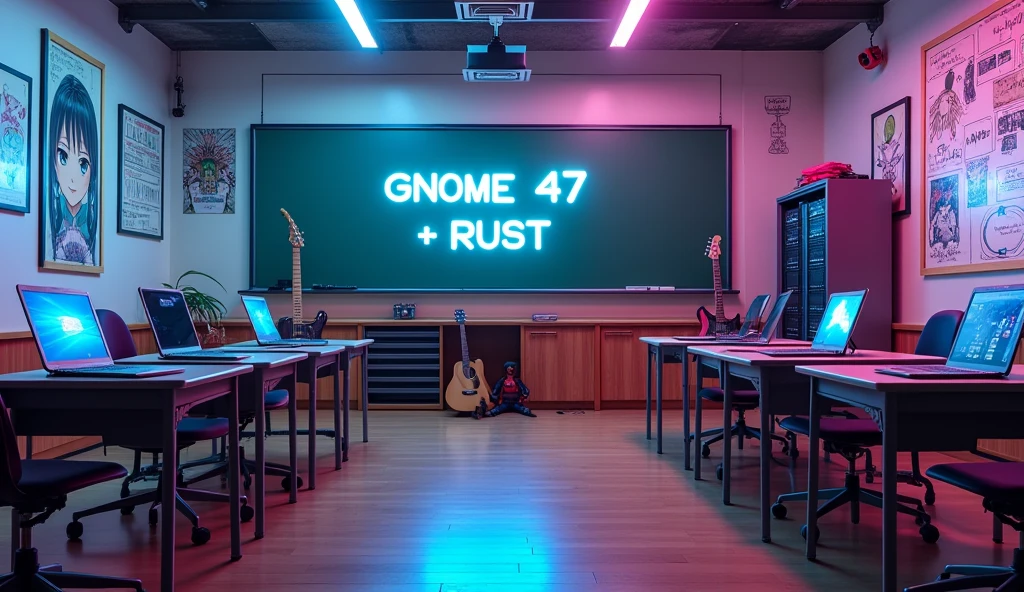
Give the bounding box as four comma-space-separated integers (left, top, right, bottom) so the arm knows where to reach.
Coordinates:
0, 0, 1023, 591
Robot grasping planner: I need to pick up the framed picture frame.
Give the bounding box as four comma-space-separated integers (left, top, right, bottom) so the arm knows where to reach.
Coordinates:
39, 29, 105, 274
0, 61, 31, 214
117, 105, 164, 239
871, 96, 911, 217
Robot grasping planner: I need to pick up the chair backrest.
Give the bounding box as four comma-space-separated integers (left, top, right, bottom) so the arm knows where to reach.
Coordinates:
915, 309, 965, 358
96, 309, 138, 361
0, 394, 24, 503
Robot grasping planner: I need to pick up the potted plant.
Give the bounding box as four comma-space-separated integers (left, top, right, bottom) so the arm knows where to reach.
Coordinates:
164, 270, 228, 345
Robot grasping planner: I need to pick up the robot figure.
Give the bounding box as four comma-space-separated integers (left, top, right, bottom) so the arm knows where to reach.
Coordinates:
473, 361, 536, 419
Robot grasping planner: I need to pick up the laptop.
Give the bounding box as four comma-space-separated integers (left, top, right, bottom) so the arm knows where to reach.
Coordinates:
758, 289, 868, 357
715, 290, 793, 344
240, 295, 328, 346
139, 288, 249, 361
876, 285, 1024, 379
16, 285, 183, 378
676, 294, 771, 341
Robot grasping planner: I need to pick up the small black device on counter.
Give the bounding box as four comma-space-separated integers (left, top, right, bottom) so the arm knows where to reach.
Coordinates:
393, 303, 416, 320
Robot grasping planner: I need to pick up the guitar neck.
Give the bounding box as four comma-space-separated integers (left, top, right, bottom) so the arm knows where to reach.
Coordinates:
459, 323, 470, 367
713, 258, 724, 321
291, 246, 303, 325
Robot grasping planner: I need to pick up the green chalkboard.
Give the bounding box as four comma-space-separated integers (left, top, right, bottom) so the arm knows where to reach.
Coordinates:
250, 125, 731, 292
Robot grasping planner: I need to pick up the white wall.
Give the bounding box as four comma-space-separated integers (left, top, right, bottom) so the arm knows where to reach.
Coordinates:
0, 0, 173, 331
824, 0, 1017, 324
171, 50, 823, 321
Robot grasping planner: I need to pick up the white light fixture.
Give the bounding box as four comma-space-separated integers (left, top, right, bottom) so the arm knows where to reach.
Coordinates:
610, 0, 651, 47
333, 0, 377, 48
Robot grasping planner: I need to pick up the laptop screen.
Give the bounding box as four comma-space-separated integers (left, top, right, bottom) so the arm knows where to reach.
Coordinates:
141, 289, 201, 351
811, 290, 867, 351
759, 291, 793, 338
19, 287, 109, 365
738, 294, 770, 334
948, 286, 1024, 372
241, 296, 282, 342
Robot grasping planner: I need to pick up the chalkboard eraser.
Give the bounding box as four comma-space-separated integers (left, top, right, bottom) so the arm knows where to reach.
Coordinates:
626, 286, 656, 291
659, 286, 676, 291
312, 284, 357, 290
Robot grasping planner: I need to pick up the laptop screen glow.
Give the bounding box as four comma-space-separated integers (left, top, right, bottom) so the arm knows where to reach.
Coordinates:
141, 289, 201, 351
241, 296, 282, 342
812, 291, 866, 350
948, 287, 1024, 371
21, 289, 109, 364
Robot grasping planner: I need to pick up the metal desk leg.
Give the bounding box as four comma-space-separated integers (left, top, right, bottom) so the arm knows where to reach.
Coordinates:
721, 361, 732, 506
759, 376, 771, 543
645, 347, 652, 440
362, 349, 369, 443
693, 361, 704, 481
307, 361, 318, 490
287, 376, 298, 503
334, 360, 342, 470
656, 347, 664, 454
682, 348, 691, 470
342, 357, 351, 463
881, 394, 898, 592
805, 378, 821, 561
254, 369, 267, 539
161, 405, 178, 592
227, 378, 242, 561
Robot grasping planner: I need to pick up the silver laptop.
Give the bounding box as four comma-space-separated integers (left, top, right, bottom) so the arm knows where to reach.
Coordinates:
715, 290, 793, 344
676, 294, 771, 341
240, 296, 328, 346
759, 289, 867, 357
876, 285, 1024, 379
139, 288, 249, 361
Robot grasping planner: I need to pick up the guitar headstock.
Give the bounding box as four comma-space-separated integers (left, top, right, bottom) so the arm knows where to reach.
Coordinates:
454, 309, 466, 324
281, 208, 304, 248
704, 235, 722, 260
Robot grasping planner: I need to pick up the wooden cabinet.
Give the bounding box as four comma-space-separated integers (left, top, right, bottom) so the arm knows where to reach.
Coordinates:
522, 326, 595, 404
599, 326, 700, 406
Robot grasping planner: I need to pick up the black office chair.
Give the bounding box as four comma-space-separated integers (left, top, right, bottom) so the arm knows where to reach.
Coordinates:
0, 393, 145, 591
904, 462, 1024, 591
770, 309, 964, 544
65, 309, 252, 547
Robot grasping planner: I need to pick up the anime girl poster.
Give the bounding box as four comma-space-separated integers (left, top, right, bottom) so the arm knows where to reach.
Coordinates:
39, 30, 104, 273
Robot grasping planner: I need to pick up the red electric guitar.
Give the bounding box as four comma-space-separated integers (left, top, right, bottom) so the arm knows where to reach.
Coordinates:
696, 235, 740, 336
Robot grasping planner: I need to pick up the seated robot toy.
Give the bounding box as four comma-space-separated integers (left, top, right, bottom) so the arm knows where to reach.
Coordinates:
473, 361, 536, 419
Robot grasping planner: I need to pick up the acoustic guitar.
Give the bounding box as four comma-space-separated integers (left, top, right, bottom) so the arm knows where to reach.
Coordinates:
444, 309, 491, 413
696, 235, 740, 336
276, 208, 328, 339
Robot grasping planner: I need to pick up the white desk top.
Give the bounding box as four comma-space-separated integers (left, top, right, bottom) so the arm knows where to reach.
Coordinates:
688, 346, 946, 368
796, 364, 1024, 392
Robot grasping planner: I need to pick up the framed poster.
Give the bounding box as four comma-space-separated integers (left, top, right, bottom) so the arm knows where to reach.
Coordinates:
0, 61, 31, 214
921, 0, 1024, 275
117, 105, 164, 239
40, 29, 104, 273
183, 128, 236, 214
871, 96, 911, 217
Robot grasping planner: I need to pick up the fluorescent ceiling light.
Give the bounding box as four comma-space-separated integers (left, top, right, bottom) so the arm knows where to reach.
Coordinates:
610, 0, 651, 47
333, 0, 377, 48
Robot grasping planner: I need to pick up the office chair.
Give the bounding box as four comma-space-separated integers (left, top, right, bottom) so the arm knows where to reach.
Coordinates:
904, 462, 1024, 591
0, 393, 145, 591
65, 309, 252, 547
770, 309, 964, 544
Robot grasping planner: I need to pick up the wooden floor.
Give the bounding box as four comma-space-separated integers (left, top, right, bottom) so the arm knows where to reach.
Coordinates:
1, 410, 1015, 591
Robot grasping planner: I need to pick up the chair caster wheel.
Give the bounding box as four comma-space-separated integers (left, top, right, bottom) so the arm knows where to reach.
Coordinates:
701, 444, 711, 459
66, 521, 83, 541
925, 490, 936, 505
865, 473, 874, 484
920, 523, 940, 544
148, 508, 159, 526
282, 476, 303, 491
240, 504, 255, 523
771, 503, 787, 519
120, 506, 135, 516
191, 526, 211, 546
800, 524, 820, 543
715, 464, 723, 481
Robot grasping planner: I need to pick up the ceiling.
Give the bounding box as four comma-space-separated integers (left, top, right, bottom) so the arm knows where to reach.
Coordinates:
108, 0, 889, 52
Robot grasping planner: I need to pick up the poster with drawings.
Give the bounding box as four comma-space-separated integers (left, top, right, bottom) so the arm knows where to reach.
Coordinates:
923, 0, 1024, 275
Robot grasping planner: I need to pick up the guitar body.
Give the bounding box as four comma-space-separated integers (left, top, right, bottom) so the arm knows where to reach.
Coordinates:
277, 310, 328, 339
445, 360, 491, 413
696, 306, 741, 337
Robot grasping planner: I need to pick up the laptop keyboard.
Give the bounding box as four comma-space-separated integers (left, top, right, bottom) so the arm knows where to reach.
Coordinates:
265, 339, 328, 346
885, 365, 990, 375
53, 365, 152, 375
759, 348, 835, 355
167, 351, 239, 358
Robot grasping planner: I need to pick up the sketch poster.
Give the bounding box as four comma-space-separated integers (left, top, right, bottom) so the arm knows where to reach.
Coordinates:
871, 97, 910, 216
184, 128, 235, 214
117, 105, 164, 239
40, 30, 104, 274
0, 62, 31, 213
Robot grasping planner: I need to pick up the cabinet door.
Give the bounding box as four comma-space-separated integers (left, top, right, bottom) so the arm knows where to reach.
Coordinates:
600, 327, 688, 403
522, 327, 595, 403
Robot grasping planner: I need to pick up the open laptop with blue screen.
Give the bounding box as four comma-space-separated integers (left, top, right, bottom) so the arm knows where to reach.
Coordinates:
241, 296, 328, 346
759, 289, 868, 356
16, 285, 183, 378
139, 288, 249, 361
876, 285, 1024, 379
676, 294, 771, 341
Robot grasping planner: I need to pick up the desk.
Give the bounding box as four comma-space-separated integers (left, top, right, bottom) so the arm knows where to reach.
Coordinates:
327, 339, 374, 455
796, 364, 1024, 592
687, 347, 945, 543
0, 364, 251, 592
121, 352, 307, 533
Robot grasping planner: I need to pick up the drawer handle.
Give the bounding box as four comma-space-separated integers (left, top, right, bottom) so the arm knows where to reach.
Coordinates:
529, 331, 557, 336
605, 331, 634, 336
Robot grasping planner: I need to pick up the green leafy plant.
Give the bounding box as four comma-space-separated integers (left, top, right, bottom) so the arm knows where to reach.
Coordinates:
163, 270, 227, 324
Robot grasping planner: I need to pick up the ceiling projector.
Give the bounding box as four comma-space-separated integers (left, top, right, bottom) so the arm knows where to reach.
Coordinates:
464, 16, 531, 82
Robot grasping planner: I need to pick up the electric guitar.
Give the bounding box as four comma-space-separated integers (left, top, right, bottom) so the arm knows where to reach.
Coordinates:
444, 309, 491, 413
696, 235, 740, 336
276, 209, 328, 339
